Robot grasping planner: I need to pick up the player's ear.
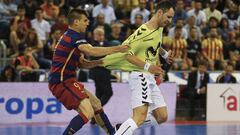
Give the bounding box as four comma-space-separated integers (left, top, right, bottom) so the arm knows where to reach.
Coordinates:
73, 19, 79, 25
157, 9, 163, 16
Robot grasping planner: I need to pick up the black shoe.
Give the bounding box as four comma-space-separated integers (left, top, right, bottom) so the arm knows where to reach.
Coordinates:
90, 118, 96, 125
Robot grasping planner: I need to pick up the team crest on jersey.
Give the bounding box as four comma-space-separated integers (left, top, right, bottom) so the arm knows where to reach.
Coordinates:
145, 42, 161, 58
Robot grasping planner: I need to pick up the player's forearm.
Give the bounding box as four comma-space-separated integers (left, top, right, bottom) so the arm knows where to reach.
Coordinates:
89, 46, 122, 57
126, 54, 146, 69
79, 60, 103, 69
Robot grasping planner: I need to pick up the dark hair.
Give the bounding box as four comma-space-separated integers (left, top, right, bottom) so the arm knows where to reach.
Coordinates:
17, 4, 25, 10
135, 14, 143, 19
209, 16, 218, 22
194, 0, 202, 3
175, 26, 182, 31
18, 42, 27, 56
219, 18, 229, 28
36, 7, 43, 12
155, 1, 175, 13
198, 60, 208, 67
67, 8, 89, 25
189, 26, 197, 31
0, 65, 16, 82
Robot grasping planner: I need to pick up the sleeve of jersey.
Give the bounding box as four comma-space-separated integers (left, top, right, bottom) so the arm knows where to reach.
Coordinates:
72, 35, 88, 47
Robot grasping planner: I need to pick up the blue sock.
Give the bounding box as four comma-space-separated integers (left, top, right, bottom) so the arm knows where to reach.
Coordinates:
63, 114, 88, 135
95, 109, 115, 135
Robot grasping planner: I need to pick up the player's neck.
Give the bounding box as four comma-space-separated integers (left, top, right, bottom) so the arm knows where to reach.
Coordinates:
145, 17, 159, 30
68, 26, 81, 33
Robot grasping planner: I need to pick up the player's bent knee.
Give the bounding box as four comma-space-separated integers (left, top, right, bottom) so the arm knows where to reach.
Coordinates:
91, 96, 102, 111
78, 99, 95, 120
156, 114, 168, 124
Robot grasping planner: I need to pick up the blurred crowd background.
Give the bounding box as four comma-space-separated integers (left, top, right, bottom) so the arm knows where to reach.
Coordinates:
0, 0, 239, 82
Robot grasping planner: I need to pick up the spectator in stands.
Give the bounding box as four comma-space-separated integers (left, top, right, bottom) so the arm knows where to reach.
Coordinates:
222, 1, 239, 30
0, 65, 16, 82
187, 26, 201, 67
89, 27, 113, 107
53, 0, 65, 8
184, 15, 202, 40
219, 18, 232, 44
168, 18, 188, 39
201, 16, 220, 38
172, 0, 187, 26
40, 0, 59, 21
216, 63, 237, 83
130, 0, 150, 24
107, 22, 124, 46
126, 14, 143, 37
89, 13, 111, 39
44, 29, 61, 60
25, 28, 51, 69
9, 4, 31, 56
229, 35, 240, 70
216, 0, 227, 12
14, 45, 40, 82
23, 0, 38, 20
187, 0, 207, 28
0, 0, 18, 20
185, 60, 209, 120
203, 0, 222, 22
202, 27, 224, 70
31, 8, 51, 44
92, 0, 116, 24
170, 26, 188, 70
51, 13, 68, 34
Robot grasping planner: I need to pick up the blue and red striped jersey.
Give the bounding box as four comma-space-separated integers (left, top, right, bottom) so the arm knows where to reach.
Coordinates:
48, 28, 88, 84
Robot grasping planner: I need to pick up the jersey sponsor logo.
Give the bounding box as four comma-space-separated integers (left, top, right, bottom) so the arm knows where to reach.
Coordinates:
145, 42, 161, 58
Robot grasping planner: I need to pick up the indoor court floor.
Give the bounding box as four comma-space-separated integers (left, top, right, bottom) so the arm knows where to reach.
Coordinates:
0, 121, 240, 135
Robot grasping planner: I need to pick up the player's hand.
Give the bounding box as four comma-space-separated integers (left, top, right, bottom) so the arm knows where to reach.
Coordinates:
148, 65, 165, 77
118, 44, 129, 52
166, 50, 174, 64
15, 15, 20, 21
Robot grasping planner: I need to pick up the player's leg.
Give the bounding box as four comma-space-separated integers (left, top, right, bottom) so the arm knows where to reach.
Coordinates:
150, 83, 168, 125
152, 107, 168, 124
57, 80, 94, 135
85, 89, 115, 135
63, 98, 94, 135
115, 104, 148, 135
115, 72, 152, 135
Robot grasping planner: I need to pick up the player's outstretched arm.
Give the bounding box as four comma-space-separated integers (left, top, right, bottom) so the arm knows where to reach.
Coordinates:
78, 44, 129, 57
78, 54, 103, 69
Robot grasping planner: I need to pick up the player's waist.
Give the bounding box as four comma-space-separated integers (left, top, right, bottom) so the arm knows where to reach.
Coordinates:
48, 73, 76, 84
130, 71, 154, 77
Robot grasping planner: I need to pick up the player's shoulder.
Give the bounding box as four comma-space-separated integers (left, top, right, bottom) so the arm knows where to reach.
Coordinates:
66, 30, 87, 45
126, 24, 149, 43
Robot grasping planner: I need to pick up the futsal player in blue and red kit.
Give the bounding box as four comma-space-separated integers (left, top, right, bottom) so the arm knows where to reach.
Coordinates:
48, 9, 128, 135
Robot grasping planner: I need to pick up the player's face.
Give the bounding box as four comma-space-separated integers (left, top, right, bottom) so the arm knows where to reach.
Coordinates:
158, 8, 174, 27
76, 15, 89, 32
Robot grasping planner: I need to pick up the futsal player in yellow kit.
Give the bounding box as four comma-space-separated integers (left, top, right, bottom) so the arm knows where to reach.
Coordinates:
102, 1, 175, 135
